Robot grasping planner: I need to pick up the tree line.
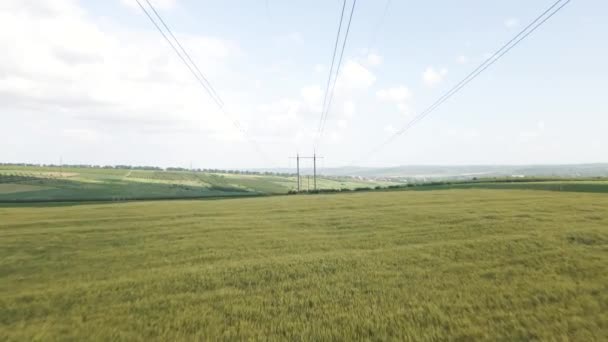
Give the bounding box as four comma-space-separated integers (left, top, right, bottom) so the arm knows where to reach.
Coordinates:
0, 163, 295, 177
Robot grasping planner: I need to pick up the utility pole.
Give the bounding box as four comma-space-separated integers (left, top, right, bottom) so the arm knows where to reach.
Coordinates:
289, 153, 323, 192
290, 154, 300, 191
313, 152, 317, 190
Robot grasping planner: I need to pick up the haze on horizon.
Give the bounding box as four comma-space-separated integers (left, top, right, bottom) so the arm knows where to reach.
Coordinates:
1, 0, 606, 169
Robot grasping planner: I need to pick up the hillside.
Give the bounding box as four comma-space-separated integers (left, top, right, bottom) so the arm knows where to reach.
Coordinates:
0, 165, 400, 202
266, 163, 608, 180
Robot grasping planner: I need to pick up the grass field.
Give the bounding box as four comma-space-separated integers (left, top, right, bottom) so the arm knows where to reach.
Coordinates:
1, 189, 607, 340
3, 165, 608, 203
0, 166, 398, 202
405, 180, 608, 194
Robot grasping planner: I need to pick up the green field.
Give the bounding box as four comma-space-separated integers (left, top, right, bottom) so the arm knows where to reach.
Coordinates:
3, 165, 608, 203
0, 166, 398, 202
404, 180, 608, 193
1, 189, 607, 340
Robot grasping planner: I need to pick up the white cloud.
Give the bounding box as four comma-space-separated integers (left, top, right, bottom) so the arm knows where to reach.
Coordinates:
0, 0, 240, 139
518, 122, 547, 143
0, 1, 602, 168
275, 32, 304, 45
300, 85, 322, 104
0, 0, 296, 168
422, 67, 448, 87
328, 130, 343, 143
376, 86, 412, 103
457, 55, 467, 64
537, 121, 546, 131
504, 17, 520, 29
337, 60, 376, 90
258, 99, 301, 120
252, 97, 313, 146
446, 128, 481, 141
376, 86, 413, 115
300, 85, 323, 111
396, 102, 410, 115
63, 128, 102, 143
366, 53, 383, 67
343, 101, 355, 118
384, 124, 397, 134
519, 130, 540, 140
121, 0, 177, 11
313, 64, 324, 73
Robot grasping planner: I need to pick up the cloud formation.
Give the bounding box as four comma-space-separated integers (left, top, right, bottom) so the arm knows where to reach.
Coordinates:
366, 53, 383, 67
337, 60, 376, 90
376, 86, 413, 115
0, 0, 241, 138
376, 86, 412, 103
121, 0, 177, 11
422, 67, 448, 87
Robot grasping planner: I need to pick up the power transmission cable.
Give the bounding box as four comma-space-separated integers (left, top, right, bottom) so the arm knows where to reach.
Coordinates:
354, 0, 571, 165
144, 0, 224, 107
314, 0, 358, 149
315, 0, 347, 144
134, 0, 274, 165
135, 0, 218, 106
319, 0, 358, 138
366, 0, 391, 53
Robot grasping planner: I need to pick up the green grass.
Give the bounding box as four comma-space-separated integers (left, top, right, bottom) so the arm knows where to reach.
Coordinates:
0, 166, 400, 202
1, 189, 607, 340
0, 177, 253, 202
0, 184, 52, 194
402, 180, 608, 194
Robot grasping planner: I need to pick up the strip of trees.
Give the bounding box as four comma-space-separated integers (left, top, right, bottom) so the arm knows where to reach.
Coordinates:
0, 163, 295, 177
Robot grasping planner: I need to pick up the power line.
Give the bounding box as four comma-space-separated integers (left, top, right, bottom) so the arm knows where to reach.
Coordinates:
143, 0, 224, 107
134, 0, 274, 165
314, 0, 358, 150
135, 0, 218, 106
315, 0, 347, 144
366, 0, 392, 53
319, 0, 358, 140
355, 0, 571, 165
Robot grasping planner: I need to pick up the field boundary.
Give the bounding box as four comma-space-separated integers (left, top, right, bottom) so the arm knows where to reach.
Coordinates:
0, 192, 272, 205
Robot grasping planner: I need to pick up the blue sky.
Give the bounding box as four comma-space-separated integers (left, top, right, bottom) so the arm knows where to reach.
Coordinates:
1, 0, 606, 169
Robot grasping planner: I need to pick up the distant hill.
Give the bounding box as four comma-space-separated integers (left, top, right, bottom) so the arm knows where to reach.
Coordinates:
261, 164, 608, 180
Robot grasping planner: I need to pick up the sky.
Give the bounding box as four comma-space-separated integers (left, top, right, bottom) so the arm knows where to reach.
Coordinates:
1, 0, 606, 169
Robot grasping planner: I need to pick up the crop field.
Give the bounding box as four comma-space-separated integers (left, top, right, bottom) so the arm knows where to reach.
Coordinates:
1, 189, 606, 340
0, 166, 397, 202
405, 180, 608, 194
